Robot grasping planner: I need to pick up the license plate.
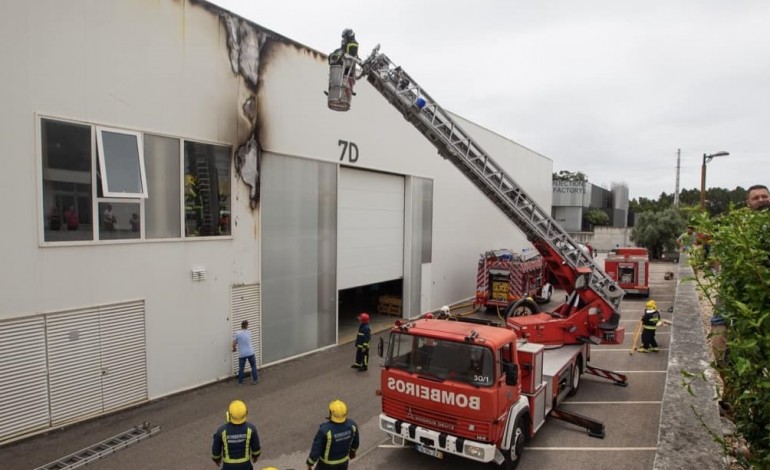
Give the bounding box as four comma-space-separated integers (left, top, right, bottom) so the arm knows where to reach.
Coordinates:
415, 443, 443, 459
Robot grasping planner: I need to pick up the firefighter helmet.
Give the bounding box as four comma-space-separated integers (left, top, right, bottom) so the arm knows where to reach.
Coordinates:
646, 300, 657, 310
342, 28, 355, 39
358, 313, 370, 324
227, 400, 248, 424
328, 399, 348, 423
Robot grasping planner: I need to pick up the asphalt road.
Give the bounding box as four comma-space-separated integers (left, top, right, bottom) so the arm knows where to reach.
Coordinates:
3, 260, 679, 470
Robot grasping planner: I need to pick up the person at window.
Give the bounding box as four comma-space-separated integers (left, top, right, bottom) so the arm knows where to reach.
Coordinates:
48, 206, 61, 231
103, 204, 117, 231
233, 320, 258, 385
130, 213, 140, 232
64, 206, 79, 231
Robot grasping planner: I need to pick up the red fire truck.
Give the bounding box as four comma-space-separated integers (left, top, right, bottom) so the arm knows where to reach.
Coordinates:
605, 247, 650, 297
328, 43, 627, 469
474, 248, 553, 312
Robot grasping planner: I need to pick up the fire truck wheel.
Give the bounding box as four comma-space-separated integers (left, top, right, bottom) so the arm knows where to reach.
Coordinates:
567, 356, 583, 397
502, 415, 528, 470
503, 298, 540, 320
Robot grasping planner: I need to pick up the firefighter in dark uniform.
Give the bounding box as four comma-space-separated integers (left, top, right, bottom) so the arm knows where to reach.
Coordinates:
211, 400, 262, 469
639, 300, 662, 352
306, 400, 360, 470
328, 28, 359, 66
351, 312, 371, 371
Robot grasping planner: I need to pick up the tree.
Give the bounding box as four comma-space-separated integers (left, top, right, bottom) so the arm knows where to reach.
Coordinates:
552, 170, 587, 182
584, 208, 610, 227
630, 207, 685, 258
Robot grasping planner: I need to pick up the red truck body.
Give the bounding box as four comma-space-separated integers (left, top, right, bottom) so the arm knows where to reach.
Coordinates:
604, 247, 650, 297
474, 249, 552, 311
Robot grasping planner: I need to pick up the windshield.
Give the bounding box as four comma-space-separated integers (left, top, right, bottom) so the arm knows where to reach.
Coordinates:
386, 333, 495, 387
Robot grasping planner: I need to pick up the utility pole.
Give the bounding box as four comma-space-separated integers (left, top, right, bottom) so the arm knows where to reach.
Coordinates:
673, 148, 680, 206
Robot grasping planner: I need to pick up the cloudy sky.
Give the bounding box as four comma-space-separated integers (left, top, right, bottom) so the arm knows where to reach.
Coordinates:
210, 0, 769, 200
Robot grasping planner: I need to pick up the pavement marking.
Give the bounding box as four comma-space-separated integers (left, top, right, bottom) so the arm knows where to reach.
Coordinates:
564, 401, 662, 405
526, 447, 658, 451
591, 348, 668, 354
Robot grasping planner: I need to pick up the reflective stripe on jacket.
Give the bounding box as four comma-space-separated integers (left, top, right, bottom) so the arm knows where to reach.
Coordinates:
642, 309, 661, 330
306, 419, 359, 466
212, 422, 261, 465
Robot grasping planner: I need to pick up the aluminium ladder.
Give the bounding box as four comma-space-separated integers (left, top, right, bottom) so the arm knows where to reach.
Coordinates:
34, 423, 161, 470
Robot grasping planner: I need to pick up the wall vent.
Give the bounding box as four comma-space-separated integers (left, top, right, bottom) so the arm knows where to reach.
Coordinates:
191, 265, 207, 281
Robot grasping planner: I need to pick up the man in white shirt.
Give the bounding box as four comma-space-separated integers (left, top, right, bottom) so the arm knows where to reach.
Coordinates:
232, 320, 258, 385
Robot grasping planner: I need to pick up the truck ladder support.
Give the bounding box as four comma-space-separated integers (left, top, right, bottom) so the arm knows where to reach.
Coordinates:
585, 364, 629, 387
356, 47, 625, 344
34, 423, 161, 470
550, 407, 605, 439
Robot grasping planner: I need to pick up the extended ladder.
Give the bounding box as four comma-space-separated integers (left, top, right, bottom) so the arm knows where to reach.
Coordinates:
34, 423, 161, 470
358, 48, 623, 313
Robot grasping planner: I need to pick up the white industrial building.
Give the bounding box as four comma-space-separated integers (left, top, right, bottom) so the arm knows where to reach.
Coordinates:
0, 0, 553, 442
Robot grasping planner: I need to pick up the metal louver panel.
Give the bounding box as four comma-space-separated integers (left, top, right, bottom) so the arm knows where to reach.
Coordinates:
46, 308, 103, 426
0, 316, 49, 443
230, 283, 261, 375
99, 301, 147, 413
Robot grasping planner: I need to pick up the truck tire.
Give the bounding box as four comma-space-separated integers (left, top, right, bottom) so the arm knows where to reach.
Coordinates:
566, 355, 583, 397
503, 298, 540, 320
501, 415, 528, 470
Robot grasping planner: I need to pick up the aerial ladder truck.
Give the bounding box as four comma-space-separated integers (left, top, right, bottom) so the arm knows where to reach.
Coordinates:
327, 42, 628, 469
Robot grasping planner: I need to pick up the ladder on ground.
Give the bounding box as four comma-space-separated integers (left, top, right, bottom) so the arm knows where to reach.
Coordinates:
358, 48, 623, 311
34, 423, 161, 470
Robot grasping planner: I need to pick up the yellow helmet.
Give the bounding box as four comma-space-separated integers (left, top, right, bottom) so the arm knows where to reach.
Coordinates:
645, 300, 657, 310
227, 400, 248, 425
328, 399, 348, 423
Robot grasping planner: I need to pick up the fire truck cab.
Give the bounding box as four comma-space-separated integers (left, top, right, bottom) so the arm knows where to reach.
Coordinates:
378, 316, 599, 469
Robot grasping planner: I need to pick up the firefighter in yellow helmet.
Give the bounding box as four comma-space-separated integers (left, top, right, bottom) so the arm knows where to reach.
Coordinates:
639, 300, 662, 352
306, 400, 360, 469
212, 400, 262, 469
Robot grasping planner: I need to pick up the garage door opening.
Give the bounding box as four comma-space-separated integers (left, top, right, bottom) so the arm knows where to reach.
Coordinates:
338, 279, 403, 343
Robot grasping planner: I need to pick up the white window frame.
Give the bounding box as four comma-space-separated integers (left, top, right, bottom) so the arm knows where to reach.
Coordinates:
96, 126, 148, 198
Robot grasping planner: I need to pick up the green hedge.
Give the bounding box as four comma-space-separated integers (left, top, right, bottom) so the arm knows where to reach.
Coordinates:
692, 208, 770, 467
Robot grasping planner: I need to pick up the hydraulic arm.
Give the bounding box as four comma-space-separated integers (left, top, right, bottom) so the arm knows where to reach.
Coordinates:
331, 46, 625, 346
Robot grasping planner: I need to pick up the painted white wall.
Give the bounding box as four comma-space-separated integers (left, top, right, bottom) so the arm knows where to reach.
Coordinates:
258, 42, 553, 310
0, 0, 258, 398
1, 0, 553, 404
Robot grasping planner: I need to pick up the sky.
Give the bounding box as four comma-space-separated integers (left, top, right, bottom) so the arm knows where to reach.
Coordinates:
210, 0, 769, 200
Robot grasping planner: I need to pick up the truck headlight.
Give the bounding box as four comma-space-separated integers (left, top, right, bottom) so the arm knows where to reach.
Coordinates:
465, 444, 484, 458
381, 419, 396, 433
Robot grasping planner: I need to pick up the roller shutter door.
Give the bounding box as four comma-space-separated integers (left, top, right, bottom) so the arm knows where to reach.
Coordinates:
338, 168, 405, 289
0, 316, 49, 443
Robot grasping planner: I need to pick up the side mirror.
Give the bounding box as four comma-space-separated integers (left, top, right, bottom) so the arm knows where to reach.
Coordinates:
504, 362, 519, 386
377, 337, 384, 358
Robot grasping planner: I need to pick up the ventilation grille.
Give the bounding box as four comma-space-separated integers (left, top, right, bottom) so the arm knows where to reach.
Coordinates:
191, 265, 206, 281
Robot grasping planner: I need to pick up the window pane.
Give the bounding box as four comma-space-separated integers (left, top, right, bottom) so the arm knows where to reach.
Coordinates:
98, 129, 146, 196
41, 119, 93, 242
98, 202, 140, 240
144, 134, 181, 239
184, 141, 231, 237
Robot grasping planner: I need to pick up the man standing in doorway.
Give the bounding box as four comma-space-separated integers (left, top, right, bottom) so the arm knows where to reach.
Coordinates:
233, 320, 258, 385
